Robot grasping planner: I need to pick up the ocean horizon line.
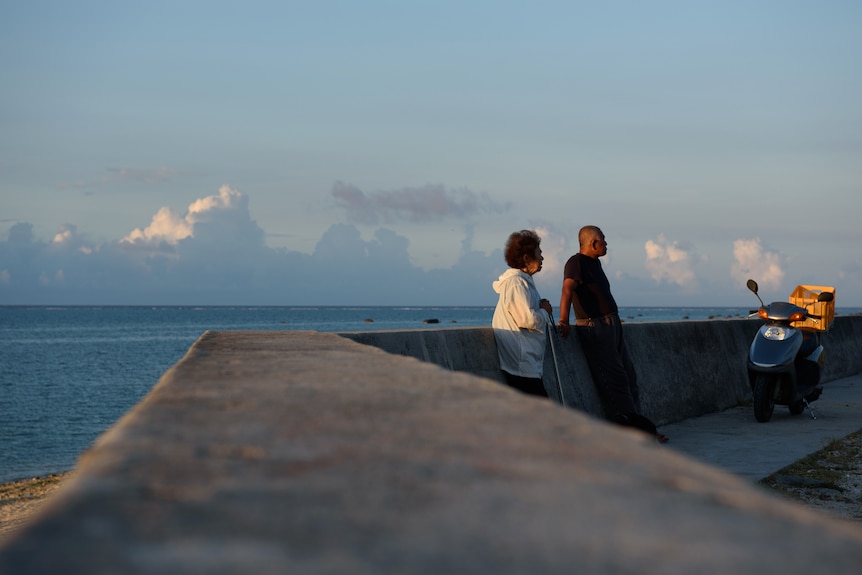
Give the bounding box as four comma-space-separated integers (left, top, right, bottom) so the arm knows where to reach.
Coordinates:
3, 304, 862, 312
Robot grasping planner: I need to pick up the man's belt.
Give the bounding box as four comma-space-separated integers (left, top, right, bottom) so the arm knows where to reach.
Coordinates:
574, 312, 618, 327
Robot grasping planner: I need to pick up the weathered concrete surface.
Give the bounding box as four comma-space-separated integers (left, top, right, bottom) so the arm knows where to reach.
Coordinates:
663, 373, 862, 482
821, 315, 862, 380
3, 330, 862, 574
344, 326, 502, 383
345, 315, 862, 426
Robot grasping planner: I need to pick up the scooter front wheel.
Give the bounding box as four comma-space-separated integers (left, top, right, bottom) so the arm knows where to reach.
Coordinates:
753, 374, 776, 423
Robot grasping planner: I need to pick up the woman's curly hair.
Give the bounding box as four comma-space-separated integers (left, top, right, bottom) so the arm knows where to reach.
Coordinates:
504, 230, 541, 269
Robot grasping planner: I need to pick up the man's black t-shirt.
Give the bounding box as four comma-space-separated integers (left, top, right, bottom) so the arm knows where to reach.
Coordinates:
563, 253, 619, 319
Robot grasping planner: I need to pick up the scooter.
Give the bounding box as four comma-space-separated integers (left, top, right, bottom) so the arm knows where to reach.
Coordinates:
746, 279, 834, 422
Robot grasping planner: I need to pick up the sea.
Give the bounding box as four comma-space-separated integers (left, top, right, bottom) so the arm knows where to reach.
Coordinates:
2, 304, 860, 484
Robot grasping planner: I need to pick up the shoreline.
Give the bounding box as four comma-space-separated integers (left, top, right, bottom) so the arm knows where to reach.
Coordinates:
0, 472, 73, 541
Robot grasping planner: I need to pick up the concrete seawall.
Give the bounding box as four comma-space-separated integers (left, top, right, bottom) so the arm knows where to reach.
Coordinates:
343, 315, 862, 425
4, 329, 862, 573
2, 318, 862, 573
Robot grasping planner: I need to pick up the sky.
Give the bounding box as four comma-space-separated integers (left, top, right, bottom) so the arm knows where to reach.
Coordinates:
2, 1, 861, 308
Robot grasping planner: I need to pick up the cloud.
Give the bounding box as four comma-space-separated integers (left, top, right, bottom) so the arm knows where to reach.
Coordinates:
0, 185, 503, 305
644, 234, 697, 288
52, 226, 76, 245
8, 222, 34, 243
122, 207, 193, 246
731, 237, 785, 290
19, 184, 852, 307
58, 167, 180, 190
332, 181, 509, 225
186, 185, 246, 221
102, 167, 180, 185
121, 185, 260, 249
532, 224, 570, 296
52, 225, 93, 254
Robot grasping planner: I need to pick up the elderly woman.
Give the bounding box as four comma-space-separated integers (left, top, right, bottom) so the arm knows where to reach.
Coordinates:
492, 229, 553, 397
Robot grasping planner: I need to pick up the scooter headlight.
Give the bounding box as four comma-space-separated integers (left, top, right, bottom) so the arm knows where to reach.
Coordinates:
763, 325, 790, 340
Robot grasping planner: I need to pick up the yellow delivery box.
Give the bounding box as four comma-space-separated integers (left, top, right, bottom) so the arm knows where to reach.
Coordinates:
789, 284, 835, 331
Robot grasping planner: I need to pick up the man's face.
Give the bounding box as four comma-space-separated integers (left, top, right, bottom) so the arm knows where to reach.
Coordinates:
589, 231, 608, 258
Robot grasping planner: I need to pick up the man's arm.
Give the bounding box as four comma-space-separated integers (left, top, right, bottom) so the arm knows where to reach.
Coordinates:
558, 277, 576, 338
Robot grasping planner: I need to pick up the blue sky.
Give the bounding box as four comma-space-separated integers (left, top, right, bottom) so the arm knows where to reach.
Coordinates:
2, 1, 861, 307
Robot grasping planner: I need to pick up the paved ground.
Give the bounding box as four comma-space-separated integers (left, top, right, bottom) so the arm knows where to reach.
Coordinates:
660, 373, 862, 483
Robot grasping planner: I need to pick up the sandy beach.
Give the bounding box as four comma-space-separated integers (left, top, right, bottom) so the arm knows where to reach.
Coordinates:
0, 472, 72, 541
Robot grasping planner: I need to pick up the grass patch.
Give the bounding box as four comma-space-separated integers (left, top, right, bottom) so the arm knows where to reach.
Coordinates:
759, 429, 862, 500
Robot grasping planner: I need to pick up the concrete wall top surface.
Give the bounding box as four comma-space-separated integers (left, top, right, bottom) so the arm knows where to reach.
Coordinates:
2, 330, 862, 574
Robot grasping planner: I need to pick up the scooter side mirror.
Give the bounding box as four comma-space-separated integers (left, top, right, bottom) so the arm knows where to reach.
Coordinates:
746, 279, 759, 294
818, 292, 834, 303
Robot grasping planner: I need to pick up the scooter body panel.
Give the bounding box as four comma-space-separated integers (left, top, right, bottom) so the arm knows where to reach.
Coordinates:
748, 324, 803, 369
747, 325, 823, 405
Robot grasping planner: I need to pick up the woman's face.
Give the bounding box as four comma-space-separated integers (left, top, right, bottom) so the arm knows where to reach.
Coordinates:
523, 246, 544, 275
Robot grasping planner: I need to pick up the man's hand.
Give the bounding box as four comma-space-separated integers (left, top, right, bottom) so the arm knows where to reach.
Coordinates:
558, 320, 571, 339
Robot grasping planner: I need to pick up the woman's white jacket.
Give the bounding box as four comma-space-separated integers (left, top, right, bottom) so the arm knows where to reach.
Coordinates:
491, 268, 548, 378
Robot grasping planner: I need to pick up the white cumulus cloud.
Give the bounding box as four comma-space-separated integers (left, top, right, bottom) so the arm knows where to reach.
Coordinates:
644, 234, 697, 288
187, 185, 246, 223
52, 227, 75, 245
121, 185, 247, 246
731, 237, 785, 289
51, 225, 94, 254
121, 206, 193, 245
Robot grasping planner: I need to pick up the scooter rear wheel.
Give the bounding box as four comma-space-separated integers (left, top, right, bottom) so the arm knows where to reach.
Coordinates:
753, 374, 776, 423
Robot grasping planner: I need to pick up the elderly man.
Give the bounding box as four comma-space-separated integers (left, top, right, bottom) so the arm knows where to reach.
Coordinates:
558, 225, 668, 443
